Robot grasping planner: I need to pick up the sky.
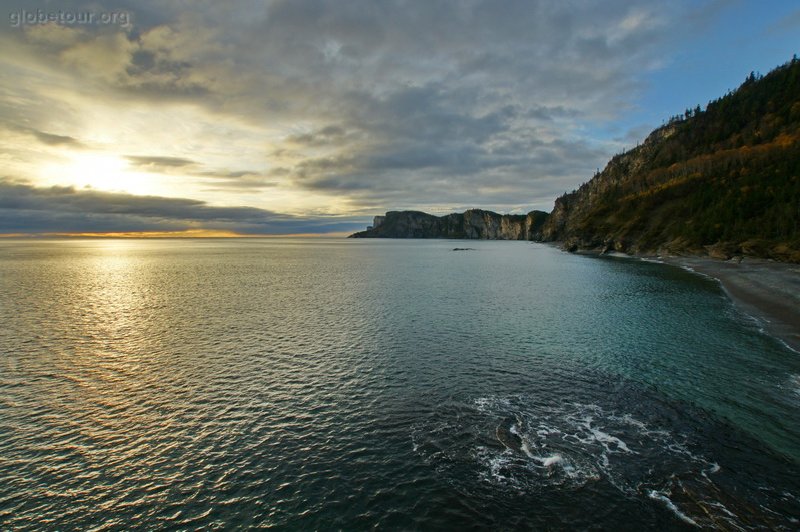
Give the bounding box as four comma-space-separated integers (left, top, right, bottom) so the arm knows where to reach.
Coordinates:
0, 0, 798, 236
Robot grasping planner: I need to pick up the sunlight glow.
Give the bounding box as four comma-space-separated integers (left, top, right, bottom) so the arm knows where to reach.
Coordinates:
38, 151, 161, 195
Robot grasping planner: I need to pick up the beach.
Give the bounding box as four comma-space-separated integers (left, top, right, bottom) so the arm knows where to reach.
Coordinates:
661, 256, 800, 353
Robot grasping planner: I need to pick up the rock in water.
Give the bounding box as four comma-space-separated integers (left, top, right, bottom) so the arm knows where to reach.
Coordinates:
496, 415, 524, 452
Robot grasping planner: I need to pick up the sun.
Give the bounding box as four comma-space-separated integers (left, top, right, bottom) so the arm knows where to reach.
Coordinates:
38, 150, 159, 196
65, 152, 130, 190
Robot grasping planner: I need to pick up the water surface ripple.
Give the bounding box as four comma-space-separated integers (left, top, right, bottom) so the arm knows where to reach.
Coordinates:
1, 239, 799, 529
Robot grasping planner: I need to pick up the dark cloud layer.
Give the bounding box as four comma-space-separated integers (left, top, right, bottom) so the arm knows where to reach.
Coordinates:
2, 124, 87, 148
31, 130, 84, 147
126, 155, 196, 168
0, 179, 361, 234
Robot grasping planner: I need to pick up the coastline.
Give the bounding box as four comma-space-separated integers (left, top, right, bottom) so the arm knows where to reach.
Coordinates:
659, 256, 800, 353
565, 243, 800, 353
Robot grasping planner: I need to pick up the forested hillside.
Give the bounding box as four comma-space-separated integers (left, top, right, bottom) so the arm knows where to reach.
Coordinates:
539, 57, 800, 262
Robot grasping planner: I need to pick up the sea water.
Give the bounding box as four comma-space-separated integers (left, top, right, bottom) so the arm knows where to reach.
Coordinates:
1, 238, 799, 529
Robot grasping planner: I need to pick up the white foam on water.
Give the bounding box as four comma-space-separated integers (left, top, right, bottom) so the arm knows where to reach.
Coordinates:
679, 264, 723, 285
790, 374, 800, 395
777, 374, 800, 399
519, 440, 535, 459
588, 424, 632, 454
706, 501, 738, 519
486, 453, 513, 483
474, 446, 525, 489
778, 339, 800, 354
474, 396, 512, 413
620, 413, 648, 430
478, 400, 660, 491
600, 453, 610, 468
648, 490, 699, 527
415, 396, 759, 526
538, 454, 563, 467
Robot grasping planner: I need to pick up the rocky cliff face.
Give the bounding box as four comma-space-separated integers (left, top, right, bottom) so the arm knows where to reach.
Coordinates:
538, 59, 800, 261
538, 125, 678, 250
350, 209, 549, 240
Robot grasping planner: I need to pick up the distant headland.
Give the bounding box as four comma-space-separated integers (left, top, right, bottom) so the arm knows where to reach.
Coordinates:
351, 58, 800, 264
350, 209, 549, 240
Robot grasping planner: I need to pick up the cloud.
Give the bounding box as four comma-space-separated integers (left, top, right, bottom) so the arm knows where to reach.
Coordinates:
123, 156, 278, 190
0, 178, 361, 234
199, 170, 278, 190
30, 129, 85, 147
286, 125, 357, 147
0, 0, 774, 220
126, 155, 197, 169
0, 123, 87, 148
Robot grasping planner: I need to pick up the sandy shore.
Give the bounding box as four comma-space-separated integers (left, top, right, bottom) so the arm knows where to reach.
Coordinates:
660, 256, 800, 353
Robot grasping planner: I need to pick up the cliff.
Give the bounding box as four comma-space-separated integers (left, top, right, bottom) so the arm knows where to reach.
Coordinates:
350, 59, 800, 260
350, 209, 549, 240
539, 58, 800, 262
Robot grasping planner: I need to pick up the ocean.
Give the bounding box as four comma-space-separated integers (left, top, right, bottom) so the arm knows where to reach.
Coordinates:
1, 238, 799, 529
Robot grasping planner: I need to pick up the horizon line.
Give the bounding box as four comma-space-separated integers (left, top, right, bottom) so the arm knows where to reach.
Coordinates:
0, 230, 354, 239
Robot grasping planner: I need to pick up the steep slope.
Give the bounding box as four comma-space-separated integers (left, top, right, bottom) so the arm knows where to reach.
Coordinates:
350, 209, 549, 239
539, 58, 800, 262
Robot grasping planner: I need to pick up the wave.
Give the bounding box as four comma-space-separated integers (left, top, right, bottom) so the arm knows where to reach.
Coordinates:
411, 394, 797, 529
